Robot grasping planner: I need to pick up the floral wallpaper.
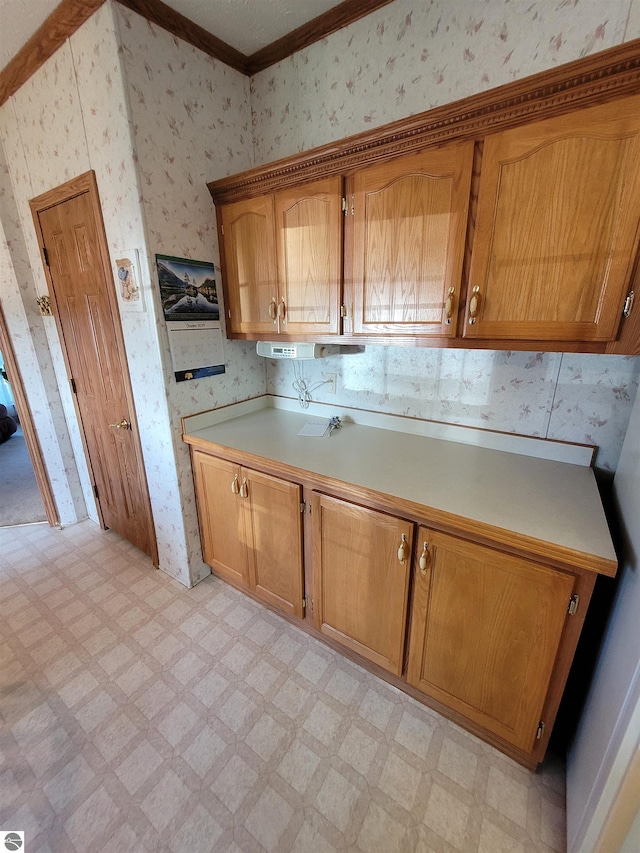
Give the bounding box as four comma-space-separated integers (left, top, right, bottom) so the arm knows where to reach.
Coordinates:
113, 4, 265, 583
267, 349, 639, 473
251, 0, 634, 162
0, 65, 91, 526
1, 0, 640, 587
253, 0, 640, 476
0, 206, 85, 525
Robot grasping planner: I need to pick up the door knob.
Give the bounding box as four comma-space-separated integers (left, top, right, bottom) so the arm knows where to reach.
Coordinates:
109, 418, 130, 430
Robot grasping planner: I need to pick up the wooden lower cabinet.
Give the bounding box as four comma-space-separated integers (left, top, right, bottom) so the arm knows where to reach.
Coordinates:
406, 527, 577, 753
311, 492, 413, 676
192, 450, 304, 617
190, 450, 597, 766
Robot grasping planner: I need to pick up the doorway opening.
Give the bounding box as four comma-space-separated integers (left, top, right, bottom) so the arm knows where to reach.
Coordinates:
0, 353, 47, 526
0, 303, 58, 529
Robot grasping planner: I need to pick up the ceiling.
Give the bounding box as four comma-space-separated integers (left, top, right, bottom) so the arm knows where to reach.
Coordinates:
0, 0, 347, 73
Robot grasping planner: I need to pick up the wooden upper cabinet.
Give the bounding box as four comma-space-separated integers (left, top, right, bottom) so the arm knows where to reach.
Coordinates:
311, 492, 413, 675
464, 96, 640, 342
349, 143, 474, 338
219, 179, 342, 337
220, 195, 279, 336
274, 176, 343, 337
406, 528, 575, 752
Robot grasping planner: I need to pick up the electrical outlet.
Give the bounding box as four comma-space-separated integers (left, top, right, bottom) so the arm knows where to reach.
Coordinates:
326, 373, 337, 394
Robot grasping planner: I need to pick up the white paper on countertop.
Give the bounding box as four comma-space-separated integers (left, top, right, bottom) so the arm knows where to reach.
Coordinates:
298, 419, 330, 437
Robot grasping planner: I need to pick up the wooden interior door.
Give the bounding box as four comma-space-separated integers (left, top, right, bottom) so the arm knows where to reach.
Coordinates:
312, 492, 413, 675
243, 468, 304, 617
192, 451, 249, 587
274, 176, 342, 336
219, 196, 279, 336
465, 95, 640, 342
350, 142, 474, 338
406, 528, 575, 752
31, 172, 156, 562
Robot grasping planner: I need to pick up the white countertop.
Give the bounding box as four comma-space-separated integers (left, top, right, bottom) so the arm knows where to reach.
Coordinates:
184, 402, 617, 575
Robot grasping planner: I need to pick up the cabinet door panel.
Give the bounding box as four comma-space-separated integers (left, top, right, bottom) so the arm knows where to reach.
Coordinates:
465, 96, 640, 342
192, 452, 249, 587
275, 177, 342, 336
407, 529, 575, 752
220, 196, 278, 336
351, 143, 473, 337
244, 469, 304, 618
312, 493, 412, 675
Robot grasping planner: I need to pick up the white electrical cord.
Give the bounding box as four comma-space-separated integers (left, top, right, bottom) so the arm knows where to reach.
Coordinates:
292, 361, 333, 409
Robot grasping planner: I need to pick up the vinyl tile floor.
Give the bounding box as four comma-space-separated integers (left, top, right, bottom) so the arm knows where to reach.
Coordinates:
1, 521, 566, 853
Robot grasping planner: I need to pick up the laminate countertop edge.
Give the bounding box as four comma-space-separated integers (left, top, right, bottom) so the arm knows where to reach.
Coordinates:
183, 407, 618, 577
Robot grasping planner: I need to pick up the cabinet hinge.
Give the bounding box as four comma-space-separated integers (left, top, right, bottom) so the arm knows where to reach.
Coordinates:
70, 377, 77, 395
302, 596, 306, 610
536, 720, 545, 740
568, 594, 580, 616
340, 304, 347, 318
623, 290, 635, 318
300, 500, 306, 514
221, 224, 224, 236
42, 246, 50, 267
93, 483, 99, 500
227, 309, 231, 319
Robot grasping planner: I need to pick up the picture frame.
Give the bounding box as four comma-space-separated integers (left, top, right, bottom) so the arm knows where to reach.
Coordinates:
156, 254, 219, 322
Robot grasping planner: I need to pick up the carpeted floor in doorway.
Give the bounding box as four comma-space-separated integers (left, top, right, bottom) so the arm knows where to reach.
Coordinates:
0, 425, 47, 526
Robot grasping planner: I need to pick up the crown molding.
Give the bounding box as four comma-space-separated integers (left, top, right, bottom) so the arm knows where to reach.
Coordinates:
0, 0, 394, 106
117, 0, 251, 74
0, 0, 105, 106
208, 35, 640, 203
246, 0, 394, 75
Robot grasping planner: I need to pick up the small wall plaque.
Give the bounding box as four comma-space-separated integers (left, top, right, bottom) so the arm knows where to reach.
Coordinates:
114, 249, 144, 312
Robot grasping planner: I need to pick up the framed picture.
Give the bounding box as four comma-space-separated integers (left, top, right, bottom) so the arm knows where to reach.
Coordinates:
114, 250, 144, 312
156, 254, 219, 322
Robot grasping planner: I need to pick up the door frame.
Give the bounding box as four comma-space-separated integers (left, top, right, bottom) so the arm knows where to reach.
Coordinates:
29, 170, 158, 565
0, 300, 58, 526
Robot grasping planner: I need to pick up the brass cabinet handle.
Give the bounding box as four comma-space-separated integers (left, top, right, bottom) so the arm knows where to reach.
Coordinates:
278, 298, 286, 323
109, 418, 130, 430
231, 474, 240, 494
419, 542, 430, 575
239, 477, 248, 498
444, 287, 455, 325
397, 533, 408, 564
468, 286, 481, 325
623, 290, 635, 318
268, 297, 277, 322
